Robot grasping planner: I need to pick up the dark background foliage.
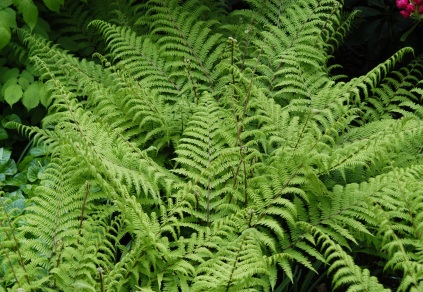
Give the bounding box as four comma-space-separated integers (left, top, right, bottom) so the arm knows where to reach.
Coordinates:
334, 0, 423, 77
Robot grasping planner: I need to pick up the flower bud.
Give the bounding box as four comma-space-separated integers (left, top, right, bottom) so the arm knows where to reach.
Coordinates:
396, 0, 409, 9
406, 3, 416, 12
400, 10, 412, 17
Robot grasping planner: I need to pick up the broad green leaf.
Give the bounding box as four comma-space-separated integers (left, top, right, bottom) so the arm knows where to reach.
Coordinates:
2, 191, 25, 213
0, 8, 17, 28
57, 36, 78, 51
22, 82, 41, 110
20, 70, 34, 83
0, 24, 11, 51
33, 17, 50, 39
4, 83, 23, 107
42, 0, 64, 12
18, 76, 30, 90
17, 0, 38, 30
0, 67, 19, 83
4, 113, 22, 125
0, 0, 13, 9
0, 129, 8, 140
29, 146, 47, 157
40, 84, 50, 107
1, 78, 18, 101
10, 197, 26, 211
2, 159, 17, 176
20, 184, 33, 195
0, 148, 11, 164
5, 172, 26, 187
17, 155, 34, 171
27, 164, 40, 182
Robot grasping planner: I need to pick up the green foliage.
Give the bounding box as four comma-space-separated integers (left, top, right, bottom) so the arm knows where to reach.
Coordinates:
0, 66, 49, 109
0, 145, 49, 196
1, 0, 423, 291
0, 0, 84, 50
0, 62, 49, 153
0, 0, 39, 50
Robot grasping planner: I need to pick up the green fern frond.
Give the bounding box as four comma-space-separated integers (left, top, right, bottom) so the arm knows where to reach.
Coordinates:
139, 0, 227, 93
370, 166, 423, 291
2, 0, 423, 290
307, 225, 389, 292
89, 20, 182, 96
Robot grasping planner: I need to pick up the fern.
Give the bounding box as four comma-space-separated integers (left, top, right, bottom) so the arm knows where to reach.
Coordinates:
1, 0, 423, 291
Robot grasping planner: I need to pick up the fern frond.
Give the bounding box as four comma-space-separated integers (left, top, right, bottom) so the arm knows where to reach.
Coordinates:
90, 20, 182, 96
140, 0, 227, 93
307, 225, 389, 292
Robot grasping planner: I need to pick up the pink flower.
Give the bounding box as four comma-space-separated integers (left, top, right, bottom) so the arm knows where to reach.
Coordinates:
397, 0, 409, 8
412, 0, 423, 5
419, 5, 423, 13
405, 3, 416, 12
400, 10, 412, 17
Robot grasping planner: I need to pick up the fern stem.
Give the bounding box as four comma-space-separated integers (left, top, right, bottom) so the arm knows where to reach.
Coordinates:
228, 37, 242, 145
230, 37, 236, 85
242, 47, 261, 124
232, 39, 264, 204
98, 267, 105, 292
276, 0, 283, 29
231, 147, 249, 205
53, 240, 64, 289
51, 167, 63, 261
248, 209, 254, 228
241, 15, 255, 71
319, 3, 340, 40
79, 181, 91, 237
225, 235, 247, 291
233, 43, 263, 199
243, 159, 248, 205
229, 94, 243, 204
228, 35, 248, 203
185, 59, 199, 104
207, 132, 212, 226
195, 190, 199, 211
293, 109, 313, 150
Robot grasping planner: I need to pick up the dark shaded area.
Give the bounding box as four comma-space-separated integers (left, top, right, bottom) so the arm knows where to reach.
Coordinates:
0, 104, 46, 159
333, 0, 423, 77
352, 248, 402, 290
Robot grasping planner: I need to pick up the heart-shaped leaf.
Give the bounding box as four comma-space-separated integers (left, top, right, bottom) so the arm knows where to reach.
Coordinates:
22, 82, 42, 110
4, 83, 23, 107
0, 24, 11, 51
